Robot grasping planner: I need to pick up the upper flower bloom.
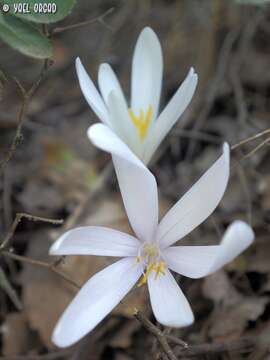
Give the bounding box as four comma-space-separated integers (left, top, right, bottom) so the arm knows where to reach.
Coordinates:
76, 27, 198, 164
50, 128, 254, 348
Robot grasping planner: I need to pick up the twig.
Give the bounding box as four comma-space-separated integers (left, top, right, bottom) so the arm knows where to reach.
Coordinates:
51, 8, 114, 35
1, 251, 80, 289
0, 59, 52, 172
0, 266, 22, 310
231, 128, 270, 150
239, 137, 270, 162
133, 310, 265, 359
166, 335, 188, 348
134, 309, 178, 360
175, 337, 256, 358
0, 213, 63, 251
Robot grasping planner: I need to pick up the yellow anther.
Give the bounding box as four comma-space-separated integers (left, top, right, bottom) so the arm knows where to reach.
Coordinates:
128, 105, 153, 140
137, 261, 166, 287
136, 256, 142, 263
137, 262, 156, 287
137, 274, 147, 287
154, 261, 166, 280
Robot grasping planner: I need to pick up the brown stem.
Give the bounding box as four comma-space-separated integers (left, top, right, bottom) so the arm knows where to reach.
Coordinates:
0, 59, 52, 172
51, 8, 114, 35
231, 129, 270, 150
0, 212, 63, 250
239, 137, 270, 162
1, 251, 80, 289
175, 337, 256, 358
134, 309, 178, 360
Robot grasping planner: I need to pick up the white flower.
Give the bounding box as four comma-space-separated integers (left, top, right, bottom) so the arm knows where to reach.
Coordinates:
76, 27, 198, 164
50, 129, 254, 348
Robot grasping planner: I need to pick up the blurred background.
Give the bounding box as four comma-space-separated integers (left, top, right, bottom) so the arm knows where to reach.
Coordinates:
1, 0, 270, 359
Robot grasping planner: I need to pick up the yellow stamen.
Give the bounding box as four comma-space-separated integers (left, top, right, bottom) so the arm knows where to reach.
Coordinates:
137, 262, 156, 287
137, 261, 166, 287
154, 261, 166, 280
128, 105, 153, 140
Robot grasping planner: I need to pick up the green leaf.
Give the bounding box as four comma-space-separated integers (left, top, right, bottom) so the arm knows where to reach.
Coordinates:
0, 266, 22, 310
0, 13, 52, 59
4, 0, 76, 23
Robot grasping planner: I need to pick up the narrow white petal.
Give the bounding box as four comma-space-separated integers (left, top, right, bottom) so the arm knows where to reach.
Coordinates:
157, 143, 230, 248
131, 27, 163, 120
88, 124, 159, 242
52, 258, 141, 347
163, 221, 254, 278
163, 245, 220, 279
147, 269, 194, 327
112, 156, 158, 242
214, 220, 254, 269
88, 123, 141, 167
107, 91, 139, 157
49, 226, 140, 257
143, 68, 198, 165
98, 63, 127, 107
75, 58, 110, 124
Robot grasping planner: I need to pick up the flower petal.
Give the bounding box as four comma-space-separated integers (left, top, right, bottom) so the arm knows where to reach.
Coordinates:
49, 226, 140, 257
107, 91, 139, 157
157, 143, 230, 248
163, 220, 254, 278
147, 268, 194, 327
98, 63, 127, 107
143, 68, 198, 164
52, 257, 142, 347
88, 124, 158, 242
163, 246, 219, 279
75, 57, 110, 125
131, 27, 163, 120
88, 123, 141, 167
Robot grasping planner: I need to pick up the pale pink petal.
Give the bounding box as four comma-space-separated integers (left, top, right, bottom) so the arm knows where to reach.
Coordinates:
75, 58, 110, 124
107, 91, 139, 157
157, 143, 230, 248
88, 124, 158, 242
131, 27, 163, 120
98, 63, 127, 107
163, 221, 254, 278
52, 258, 141, 347
147, 268, 194, 327
143, 68, 197, 164
49, 226, 140, 257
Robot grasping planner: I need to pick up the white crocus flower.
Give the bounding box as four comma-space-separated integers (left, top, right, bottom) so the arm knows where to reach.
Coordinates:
50, 127, 254, 348
76, 27, 198, 165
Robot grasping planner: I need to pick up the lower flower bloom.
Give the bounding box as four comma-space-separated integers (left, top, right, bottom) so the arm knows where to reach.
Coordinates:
50, 221, 253, 348
50, 136, 254, 347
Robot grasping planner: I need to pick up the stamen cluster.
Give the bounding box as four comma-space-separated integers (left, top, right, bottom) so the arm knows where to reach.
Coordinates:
136, 242, 166, 286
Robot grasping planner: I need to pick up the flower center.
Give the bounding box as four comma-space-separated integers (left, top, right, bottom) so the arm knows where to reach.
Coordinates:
136, 242, 166, 287
128, 105, 153, 141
